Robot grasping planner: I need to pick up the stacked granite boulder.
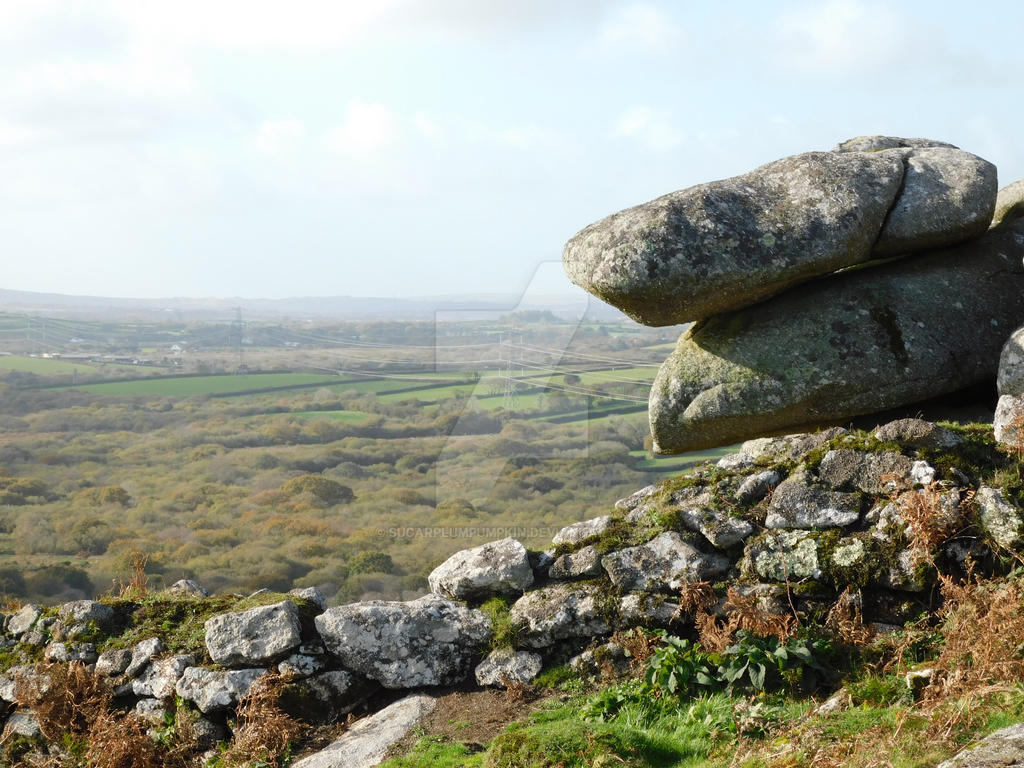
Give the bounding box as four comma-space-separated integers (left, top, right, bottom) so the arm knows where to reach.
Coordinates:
563, 136, 1024, 453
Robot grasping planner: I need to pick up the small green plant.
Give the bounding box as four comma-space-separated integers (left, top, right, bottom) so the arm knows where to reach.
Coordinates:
642, 633, 717, 698
716, 631, 830, 694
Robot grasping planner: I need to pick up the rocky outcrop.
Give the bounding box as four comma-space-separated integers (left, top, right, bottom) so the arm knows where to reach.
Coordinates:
315, 596, 491, 688
563, 137, 995, 326
649, 216, 1024, 452
563, 136, 1024, 453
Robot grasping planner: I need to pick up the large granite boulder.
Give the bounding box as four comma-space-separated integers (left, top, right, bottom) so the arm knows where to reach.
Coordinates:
315, 596, 490, 689
650, 217, 1024, 452
428, 537, 534, 601
563, 137, 995, 326
205, 601, 302, 667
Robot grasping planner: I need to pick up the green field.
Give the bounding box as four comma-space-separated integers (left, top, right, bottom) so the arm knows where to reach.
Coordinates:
0, 355, 98, 374
67, 372, 341, 396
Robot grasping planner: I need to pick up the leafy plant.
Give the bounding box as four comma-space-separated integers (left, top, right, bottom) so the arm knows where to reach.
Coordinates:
642, 632, 718, 698
716, 630, 830, 693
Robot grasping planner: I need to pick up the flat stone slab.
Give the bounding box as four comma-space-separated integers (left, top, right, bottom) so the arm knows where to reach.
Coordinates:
563, 137, 995, 325
937, 721, 1024, 768
291, 695, 436, 768
650, 217, 1024, 453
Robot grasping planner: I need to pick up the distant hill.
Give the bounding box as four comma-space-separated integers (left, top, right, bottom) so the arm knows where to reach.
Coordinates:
0, 288, 629, 322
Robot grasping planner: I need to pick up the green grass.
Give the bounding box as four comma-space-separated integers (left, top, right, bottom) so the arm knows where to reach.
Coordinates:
379, 737, 484, 768
0, 355, 97, 374
66, 373, 341, 397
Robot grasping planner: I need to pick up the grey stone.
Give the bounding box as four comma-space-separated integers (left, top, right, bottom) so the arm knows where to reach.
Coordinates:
570, 642, 632, 679
510, 584, 612, 648
133, 697, 169, 724
0, 665, 49, 704
564, 138, 994, 326
289, 586, 327, 610
746, 530, 822, 581
205, 601, 301, 666
167, 579, 208, 597
740, 428, 848, 463
95, 648, 133, 677
474, 649, 543, 687
865, 145, 997, 257
548, 545, 603, 579
999, 326, 1024, 397
43, 642, 68, 663
43, 641, 96, 664
175, 667, 265, 713
132, 654, 193, 699
650, 217, 1024, 453
817, 450, 914, 495
874, 418, 961, 449
290, 694, 436, 768
716, 452, 754, 471
7, 604, 41, 637
879, 549, 929, 592
615, 484, 657, 511
765, 473, 861, 529
976, 486, 1024, 550
617, 593, 680, 628
278, 653, 326, 679
681, 507, 756, 550
192, 716, 228, 751
911, 460, 937, 486
993, 179, 1024, 227
936, 721, 1024, 768
299, 670, 371, 717
602, 532, 730, 592
125, 637, 164, 679
3, 710, 42, 739
736, 470, 782, 506
428, 537, 534, 601
552, 516, 611, 547
994, 394, 1024, 449
58, 599, 114, 627
316, 596, 490, 688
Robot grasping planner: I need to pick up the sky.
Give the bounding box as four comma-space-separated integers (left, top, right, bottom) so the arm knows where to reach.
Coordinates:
1, 0, 1022, 301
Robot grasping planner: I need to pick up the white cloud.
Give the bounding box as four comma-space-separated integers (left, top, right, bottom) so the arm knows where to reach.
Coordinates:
249, 118, 306, 157
499, 125, 544, 150
613, 106, 683, 151
413, 113, 443, 141
324, 102, 401, 156
596, 3, 684, 53
773, 0, 983, 80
